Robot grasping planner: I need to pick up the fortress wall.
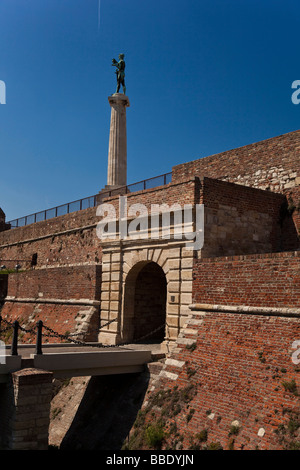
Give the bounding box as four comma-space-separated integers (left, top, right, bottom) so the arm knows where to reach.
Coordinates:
173, 130, 300, 240
0, 175, 296, 270
0, 206, 101, 269
97, 178, 197, 215
0, 265, 101, 343
0, 180, 196, 269
134, 306, 300, 450
0, 302, 95, 344
128, 250, 300, 450
101, 177, 295, 258
172, 130, 300, 192
200, 177, 295, 257
5, 265, 101, 301
192, 251, 300, 308
0, 206, 98, 247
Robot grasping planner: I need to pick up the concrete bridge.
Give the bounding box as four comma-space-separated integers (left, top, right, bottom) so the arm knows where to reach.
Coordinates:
0, 343, 154, 381
0, 342, 159, 450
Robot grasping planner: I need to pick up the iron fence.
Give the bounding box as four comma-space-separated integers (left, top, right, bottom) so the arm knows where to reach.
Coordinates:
7, 172, 172, 229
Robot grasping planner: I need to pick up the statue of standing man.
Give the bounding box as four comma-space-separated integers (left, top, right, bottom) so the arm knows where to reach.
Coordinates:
112, 53, 126, 95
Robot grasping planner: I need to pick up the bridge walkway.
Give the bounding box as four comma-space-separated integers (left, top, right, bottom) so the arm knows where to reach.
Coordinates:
0, 343, 165, 382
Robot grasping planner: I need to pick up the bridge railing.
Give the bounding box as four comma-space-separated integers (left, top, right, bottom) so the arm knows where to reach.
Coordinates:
0, 316, 166, 355
7, 172, 172, 229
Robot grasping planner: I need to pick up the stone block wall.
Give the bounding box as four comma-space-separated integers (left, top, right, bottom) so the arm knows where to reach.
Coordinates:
200, 177, 296, 257
0, 368, 53, 450
173, 130, 300, 245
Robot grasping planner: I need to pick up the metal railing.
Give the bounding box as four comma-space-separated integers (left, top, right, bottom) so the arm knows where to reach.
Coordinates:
7, 172, 172, 229
0, 316, 167, 355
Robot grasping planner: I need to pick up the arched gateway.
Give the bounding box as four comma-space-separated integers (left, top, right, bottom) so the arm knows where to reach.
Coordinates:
98, 244, 194, 351
122, 261, 167, 343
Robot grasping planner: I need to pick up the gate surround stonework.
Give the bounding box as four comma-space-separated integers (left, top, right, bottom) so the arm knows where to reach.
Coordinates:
98, 239, 194, 351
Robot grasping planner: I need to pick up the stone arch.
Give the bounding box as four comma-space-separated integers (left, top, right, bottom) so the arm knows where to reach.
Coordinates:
99, 244, 193, 348
122, 261, 167, 343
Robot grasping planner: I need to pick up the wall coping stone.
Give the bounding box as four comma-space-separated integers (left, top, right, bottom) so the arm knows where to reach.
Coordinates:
189, 303, 300, 317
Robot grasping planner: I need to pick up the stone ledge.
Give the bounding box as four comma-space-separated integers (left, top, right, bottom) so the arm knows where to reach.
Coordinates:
4, 297, 100, 306
189, 303, 300, 317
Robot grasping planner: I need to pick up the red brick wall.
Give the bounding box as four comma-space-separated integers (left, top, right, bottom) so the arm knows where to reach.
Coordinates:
6, 265, 101, 301
0, 302, 86, 343
192, 251, 300, 308
0, 206, 102, 269
0, 180, 196, 268
0, 266, 101, 343
126, 249, 300, 450
137, 309, 300, 450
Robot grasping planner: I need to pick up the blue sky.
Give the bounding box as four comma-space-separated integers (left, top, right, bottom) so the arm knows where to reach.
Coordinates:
0, 0, 299, 221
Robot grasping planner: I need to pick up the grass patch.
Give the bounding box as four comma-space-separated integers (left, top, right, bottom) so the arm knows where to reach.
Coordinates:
282, 379, 298, 396
145, 422, 165, 449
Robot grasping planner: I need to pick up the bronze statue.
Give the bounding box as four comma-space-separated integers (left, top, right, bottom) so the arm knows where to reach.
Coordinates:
112, 53, 126, 94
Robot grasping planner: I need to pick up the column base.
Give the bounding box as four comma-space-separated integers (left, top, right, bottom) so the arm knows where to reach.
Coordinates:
101, 184, 124, 192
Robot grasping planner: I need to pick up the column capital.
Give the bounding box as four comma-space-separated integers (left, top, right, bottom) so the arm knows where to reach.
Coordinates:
108, 93, 130, 107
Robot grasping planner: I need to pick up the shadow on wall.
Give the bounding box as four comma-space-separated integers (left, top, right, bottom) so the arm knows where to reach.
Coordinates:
279, 198, 300, 252
59, 371, 150, 450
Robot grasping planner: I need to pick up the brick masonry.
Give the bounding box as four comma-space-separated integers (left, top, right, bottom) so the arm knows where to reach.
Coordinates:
172, 129, 300, 194
173, 129, 300, 242
0, 129, 299, 449
134, 307, 300, 450
0, 265, 101, 343
192, 251, 300, 308
200, 177, 298, 256
126, 252, 300, 449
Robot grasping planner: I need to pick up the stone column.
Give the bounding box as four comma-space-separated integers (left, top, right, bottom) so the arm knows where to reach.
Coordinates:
106, 93, 130, 188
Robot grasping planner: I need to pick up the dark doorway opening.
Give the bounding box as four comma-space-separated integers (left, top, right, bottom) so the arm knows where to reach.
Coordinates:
123, 261, 167, 344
